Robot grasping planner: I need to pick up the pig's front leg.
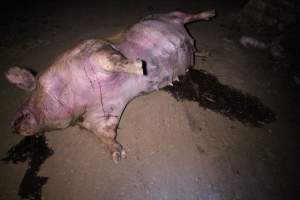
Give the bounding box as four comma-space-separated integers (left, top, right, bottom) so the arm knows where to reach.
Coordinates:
79, 111, 126, 163
96, 121, 126, 164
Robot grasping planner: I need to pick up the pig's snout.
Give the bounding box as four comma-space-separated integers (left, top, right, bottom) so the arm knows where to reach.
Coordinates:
10, 110, 39, 136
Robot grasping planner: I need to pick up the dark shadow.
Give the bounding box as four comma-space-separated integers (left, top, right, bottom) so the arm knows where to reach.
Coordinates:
2, 135, 54, 200
25, 67, 38, 76
164, 69, 276, 127
142, 60, 148, 76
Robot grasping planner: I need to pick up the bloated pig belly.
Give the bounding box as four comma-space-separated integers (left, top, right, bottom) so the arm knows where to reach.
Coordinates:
118, 20, 194, 90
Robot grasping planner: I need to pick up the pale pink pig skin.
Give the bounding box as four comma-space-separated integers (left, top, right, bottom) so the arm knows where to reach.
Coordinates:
6, 10, 215, 163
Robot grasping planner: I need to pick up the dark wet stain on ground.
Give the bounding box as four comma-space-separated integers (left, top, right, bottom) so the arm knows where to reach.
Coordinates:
164, 69, 276, 127
2, 135, 53, 200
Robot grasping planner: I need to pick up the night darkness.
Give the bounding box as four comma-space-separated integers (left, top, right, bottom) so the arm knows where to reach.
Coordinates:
0, 0, 299, 200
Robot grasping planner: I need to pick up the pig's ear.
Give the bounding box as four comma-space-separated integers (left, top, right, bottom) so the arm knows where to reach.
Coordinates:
5, 67, 36, 91
90, 45, 146, 75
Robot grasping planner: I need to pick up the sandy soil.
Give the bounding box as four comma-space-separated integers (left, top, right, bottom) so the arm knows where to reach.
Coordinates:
0, 0, 299, 200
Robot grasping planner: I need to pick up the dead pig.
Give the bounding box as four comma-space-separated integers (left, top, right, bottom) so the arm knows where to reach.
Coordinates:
5, 10, 216, 163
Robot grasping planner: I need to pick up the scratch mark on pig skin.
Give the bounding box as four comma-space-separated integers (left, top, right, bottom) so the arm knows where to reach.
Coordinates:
45, 91, 73, 116
2, 135, 54, 200
83, 65, 95, 90
164, 69, 276, 127
89, 65, 107, 116
83, 64, 109, 118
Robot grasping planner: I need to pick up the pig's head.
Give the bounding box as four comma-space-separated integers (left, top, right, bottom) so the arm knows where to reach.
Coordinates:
5, 67, 43, 136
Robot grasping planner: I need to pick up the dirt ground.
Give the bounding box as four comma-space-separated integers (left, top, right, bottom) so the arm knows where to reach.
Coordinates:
0, 0, 299, 200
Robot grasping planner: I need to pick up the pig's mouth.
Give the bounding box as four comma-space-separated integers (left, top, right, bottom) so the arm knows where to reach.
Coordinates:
10, 111, 39, 136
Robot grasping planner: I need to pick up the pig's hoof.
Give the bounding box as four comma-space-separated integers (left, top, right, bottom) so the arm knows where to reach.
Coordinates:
201, 10, 216, 20
112, 150, 127, 164
112, 152, 121, 164
112, 151, 122, 164
121, 149, 127, 159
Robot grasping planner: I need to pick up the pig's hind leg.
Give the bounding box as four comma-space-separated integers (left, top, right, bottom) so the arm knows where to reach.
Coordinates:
79, 114, 126, 164
154, 10, 216, 24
